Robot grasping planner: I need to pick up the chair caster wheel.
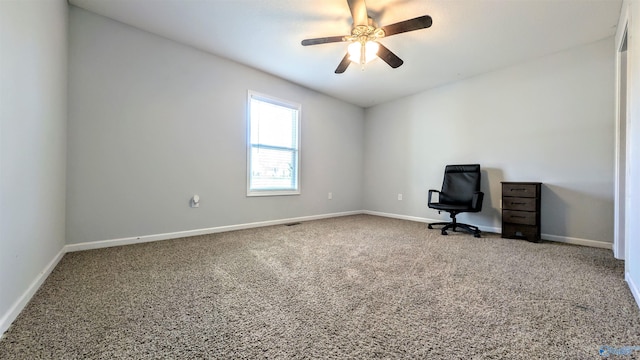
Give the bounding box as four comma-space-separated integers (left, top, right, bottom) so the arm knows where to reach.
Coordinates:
441, 230, 448, 235
428, 224, 433, 229
474, 233, 481, 238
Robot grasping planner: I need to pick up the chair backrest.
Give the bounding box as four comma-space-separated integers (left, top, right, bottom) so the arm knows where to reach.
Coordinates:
439, 164, 481, 205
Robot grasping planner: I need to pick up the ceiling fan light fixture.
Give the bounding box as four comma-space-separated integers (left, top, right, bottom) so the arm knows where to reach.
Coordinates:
348, 41, 379, 65
301, 0, 433, 74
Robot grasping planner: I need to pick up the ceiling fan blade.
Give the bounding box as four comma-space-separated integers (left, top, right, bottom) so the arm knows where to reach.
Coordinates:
381, 15, 433, 37
376, 43, 403, 68
347, 0, 368, 26
335, 53, 351, 74
301, 36, 346, 46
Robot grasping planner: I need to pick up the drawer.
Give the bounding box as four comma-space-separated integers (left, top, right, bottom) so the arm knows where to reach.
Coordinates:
502, 197, 537, 211
502, 223, 540, 242
503, 210, 537, 225
502, 183, 538, 198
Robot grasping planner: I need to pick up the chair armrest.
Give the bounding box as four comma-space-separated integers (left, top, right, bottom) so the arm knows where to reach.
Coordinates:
472, 191, 484, 211
428, 190, 440, 205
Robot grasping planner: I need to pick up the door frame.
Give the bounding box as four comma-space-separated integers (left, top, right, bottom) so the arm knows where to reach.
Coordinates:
614, 6, 629, 260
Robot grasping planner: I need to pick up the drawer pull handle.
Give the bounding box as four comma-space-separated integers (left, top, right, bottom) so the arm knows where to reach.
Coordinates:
510, 188, 527, 191
510, 215, 526, 219
511, 202, 526, 205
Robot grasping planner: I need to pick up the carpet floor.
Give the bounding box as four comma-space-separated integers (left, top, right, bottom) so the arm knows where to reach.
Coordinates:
1, 215, 639, 359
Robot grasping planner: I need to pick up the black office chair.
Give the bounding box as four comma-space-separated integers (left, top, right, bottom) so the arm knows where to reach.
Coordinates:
427, 164, 484, 237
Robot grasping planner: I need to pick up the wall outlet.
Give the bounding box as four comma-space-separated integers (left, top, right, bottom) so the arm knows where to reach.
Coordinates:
398, 193, 403, 201
328, 192, 333, 200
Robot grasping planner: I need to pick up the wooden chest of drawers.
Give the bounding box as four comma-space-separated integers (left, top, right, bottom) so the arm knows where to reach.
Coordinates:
501, 182, 542, 242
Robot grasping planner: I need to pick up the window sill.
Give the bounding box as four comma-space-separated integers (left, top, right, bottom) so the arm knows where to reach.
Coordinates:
247, 190, 301, 197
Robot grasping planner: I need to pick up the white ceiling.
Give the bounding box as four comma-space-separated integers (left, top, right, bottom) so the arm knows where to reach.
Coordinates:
69, 0, 622, 108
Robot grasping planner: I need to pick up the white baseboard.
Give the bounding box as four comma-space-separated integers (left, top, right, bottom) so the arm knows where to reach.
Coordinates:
363, 210, 500, 234
363, 210, 436, 224
67, 210, 611, 252
65, 210, 363, 252
627, 272, 640, 310
541, 233, 612, 250
0, 248, 65, 338
363, 210, 613, 249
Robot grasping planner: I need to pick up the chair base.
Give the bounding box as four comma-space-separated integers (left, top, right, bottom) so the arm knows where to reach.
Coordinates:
428, 221, 481, 238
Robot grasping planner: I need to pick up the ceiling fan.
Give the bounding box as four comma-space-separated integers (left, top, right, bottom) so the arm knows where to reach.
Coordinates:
301, 0, 433, 74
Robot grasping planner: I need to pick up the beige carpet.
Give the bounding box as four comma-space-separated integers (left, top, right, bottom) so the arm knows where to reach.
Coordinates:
1, 215, 639, 359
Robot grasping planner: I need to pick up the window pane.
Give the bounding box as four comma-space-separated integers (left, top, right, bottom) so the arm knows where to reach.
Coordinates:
247, 91, 300, 196
250, 146, 297, 190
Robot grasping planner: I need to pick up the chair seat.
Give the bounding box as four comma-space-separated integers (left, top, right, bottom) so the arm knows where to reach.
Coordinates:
428, 203, 472, 212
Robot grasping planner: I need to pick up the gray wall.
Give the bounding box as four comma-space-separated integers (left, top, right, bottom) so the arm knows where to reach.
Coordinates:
0, 0, 68, 333
67, 7, 365, 244
364, 38, 615, 244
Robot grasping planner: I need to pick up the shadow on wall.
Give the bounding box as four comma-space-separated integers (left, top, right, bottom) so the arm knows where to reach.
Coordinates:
475, 168, 503, 228
542, 184, 566, 239
542, 183, 613, 242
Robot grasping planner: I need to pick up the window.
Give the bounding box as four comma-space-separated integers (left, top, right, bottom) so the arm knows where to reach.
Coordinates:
247, 91, 300, 196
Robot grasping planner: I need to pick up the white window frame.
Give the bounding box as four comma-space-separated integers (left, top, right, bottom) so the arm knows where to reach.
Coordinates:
247, 90, 301, 197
